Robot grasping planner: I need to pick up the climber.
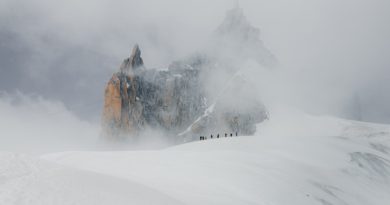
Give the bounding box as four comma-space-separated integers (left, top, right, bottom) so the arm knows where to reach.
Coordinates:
225, 133, 227, 137
217, 134, 219, 138
211, 134, 213, 139
236, 132, 238, 136
230, 133, 233, 137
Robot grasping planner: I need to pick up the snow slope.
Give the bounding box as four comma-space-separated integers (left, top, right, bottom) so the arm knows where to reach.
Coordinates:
1, 106, 390, 205
0, 153, 182, 205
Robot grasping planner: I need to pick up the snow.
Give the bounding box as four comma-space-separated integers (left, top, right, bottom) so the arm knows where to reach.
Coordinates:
177, 102, 216, 137
1, 106, 390, 204
0, 153, 182, 205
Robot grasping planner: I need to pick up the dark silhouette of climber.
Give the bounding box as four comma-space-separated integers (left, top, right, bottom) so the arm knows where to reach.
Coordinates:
211, 134, 213, 139
217, 134, 219, 138
230, 133, 233, 137
236, 132, 238, 136
225, 133, 227, 137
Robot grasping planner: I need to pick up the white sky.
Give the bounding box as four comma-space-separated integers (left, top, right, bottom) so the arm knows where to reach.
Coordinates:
0, 0, 389, 123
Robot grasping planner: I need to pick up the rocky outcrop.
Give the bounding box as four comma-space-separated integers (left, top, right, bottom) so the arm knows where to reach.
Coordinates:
120, 44, 144, 73
178, 74, 268, 141
102, 7, 273, 141
102, 45, 268, 141
102, 46, 146, 138
211, 6, 277, 68
102, 46, 206, 140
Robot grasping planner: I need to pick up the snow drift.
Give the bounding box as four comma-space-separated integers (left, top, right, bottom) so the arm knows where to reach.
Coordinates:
1, 106, 389, 205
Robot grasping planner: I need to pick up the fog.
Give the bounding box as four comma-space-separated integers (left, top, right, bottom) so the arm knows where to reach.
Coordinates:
0, 91, 99, 154
1, 0, 390, 152
0, 91, 179, 154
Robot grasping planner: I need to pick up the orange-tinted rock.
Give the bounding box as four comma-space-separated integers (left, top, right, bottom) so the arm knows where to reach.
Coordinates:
101, 4, 275, 141
101, 45, 145, 139
102, 44, 268, 141
101, 50, 206, 140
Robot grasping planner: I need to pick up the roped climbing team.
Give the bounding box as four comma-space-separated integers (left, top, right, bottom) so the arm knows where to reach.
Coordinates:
200, 132, 238, 140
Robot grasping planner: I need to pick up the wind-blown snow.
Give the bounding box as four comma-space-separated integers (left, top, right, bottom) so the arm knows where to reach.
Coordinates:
1, 106, 390, 205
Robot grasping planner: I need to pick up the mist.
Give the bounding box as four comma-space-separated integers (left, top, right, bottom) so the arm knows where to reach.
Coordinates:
0, 91, 179, 154
1, 0, 389, 123
0, 91, 99, 154
1, 0, 390, 153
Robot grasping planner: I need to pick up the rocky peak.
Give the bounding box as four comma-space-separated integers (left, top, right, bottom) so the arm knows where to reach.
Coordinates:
120, 44, 144, 73
214, 6, 277, 68
102, 44, 207, 140
102, 8, 271, 142
217, 6, 258, 40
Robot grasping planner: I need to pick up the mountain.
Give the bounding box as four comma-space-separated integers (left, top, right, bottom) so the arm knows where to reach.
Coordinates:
211, 6, 277, 68
101, 7, 273, 141
101, 47, 206, 141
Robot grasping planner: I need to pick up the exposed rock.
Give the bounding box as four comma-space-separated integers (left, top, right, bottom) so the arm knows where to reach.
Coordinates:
102, 46, 206, 140
120, 44, 144, 73
102, 72, 144, 138
102, 7, 272, 141
102, 45, 268, 141
179, 74, 268, 141
212, 6, 277, 68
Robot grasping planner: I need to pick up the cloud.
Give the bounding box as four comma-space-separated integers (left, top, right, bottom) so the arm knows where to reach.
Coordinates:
0, 91, 99, 154
0, 91, 180, 154
0, 0, 390, 124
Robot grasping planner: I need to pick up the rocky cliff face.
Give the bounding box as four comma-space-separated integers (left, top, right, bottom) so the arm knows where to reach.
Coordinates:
102, 46, 206, 140
102, 45, 145, 138
211, 6, 277, 68
102, 45, 268, 141
102, 7, 272, 142
179, 74, 269, 141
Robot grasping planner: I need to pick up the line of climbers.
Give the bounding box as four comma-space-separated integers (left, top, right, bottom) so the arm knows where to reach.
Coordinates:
200, 132, 238, 140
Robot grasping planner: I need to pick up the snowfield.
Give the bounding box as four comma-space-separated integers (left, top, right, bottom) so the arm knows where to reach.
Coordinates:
1, 107, 390, 205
